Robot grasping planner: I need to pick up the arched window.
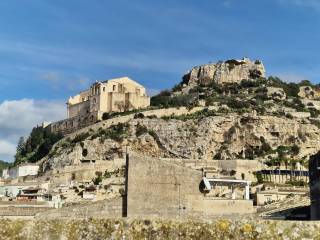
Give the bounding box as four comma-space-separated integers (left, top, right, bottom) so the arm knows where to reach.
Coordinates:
93, 98, 97, 104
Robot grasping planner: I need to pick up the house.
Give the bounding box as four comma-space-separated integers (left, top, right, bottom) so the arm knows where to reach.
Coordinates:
82, 185, 96, 200
17, 187, 44, 202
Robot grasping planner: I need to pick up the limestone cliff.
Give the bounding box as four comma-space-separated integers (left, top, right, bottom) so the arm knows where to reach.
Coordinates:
40, 110, 320, 172
181, 58, 265, 89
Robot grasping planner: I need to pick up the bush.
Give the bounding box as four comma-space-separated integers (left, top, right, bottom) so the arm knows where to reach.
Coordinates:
226, 99, 251, 109
72, 132, 90, 144
82, 149, 88, 157
134, 113, 145, 119
102, 112, 110, 120
136, 124, 148, 137
255, 172, 263, 184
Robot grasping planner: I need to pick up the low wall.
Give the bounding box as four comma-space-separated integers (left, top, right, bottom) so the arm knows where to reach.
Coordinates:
36, 198, 123, 219
0, 207, 51, 217
1, 218, 320, 239
52, 106, 217, 136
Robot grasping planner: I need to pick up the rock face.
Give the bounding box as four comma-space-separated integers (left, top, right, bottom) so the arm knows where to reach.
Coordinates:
182, 58, 265, 88
41, 111, 320, 171
298, 86, 320, 99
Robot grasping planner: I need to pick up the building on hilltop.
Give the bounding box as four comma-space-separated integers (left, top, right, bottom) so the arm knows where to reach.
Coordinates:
67, 77, 150, 119
49, 77, 150, 134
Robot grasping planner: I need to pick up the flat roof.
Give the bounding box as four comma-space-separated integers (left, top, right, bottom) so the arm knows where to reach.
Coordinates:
204, 178, 251, 184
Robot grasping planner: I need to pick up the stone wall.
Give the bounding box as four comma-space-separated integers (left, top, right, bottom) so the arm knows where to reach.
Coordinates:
159, 158, 264, 181
57, 106, 215, 137
1, 218, 320, 239
0, 206, 51, 217
126, 153, 254, 219
42, 159, 125, 185
36, 198, 123, 219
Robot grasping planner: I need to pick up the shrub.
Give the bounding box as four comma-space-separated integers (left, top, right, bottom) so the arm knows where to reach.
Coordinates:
102, 112, 110, 120
136, 124, 148, 137
82, 149, 88, 157
226, 99, 250, 109
134, 113, 145, 119
255, 172, 263, 184
72, 132, 90, 144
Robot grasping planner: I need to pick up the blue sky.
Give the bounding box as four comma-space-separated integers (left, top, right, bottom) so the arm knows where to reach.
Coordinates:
0, 0, 320, 161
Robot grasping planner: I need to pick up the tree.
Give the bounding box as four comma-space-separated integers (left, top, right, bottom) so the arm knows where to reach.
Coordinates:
14, 136, 25, 164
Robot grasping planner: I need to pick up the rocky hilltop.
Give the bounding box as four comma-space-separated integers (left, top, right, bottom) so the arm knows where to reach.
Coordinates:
179, 58, 265, 93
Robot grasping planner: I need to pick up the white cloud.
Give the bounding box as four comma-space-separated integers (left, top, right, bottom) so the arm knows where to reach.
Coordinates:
0, 140, 16, 159
0, 99, 65, 162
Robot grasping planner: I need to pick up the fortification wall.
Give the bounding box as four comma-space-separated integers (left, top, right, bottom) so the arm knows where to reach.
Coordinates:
49, 105, 218, 136
127, 154, 254, 219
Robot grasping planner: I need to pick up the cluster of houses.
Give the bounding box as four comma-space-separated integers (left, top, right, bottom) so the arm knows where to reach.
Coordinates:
0, 163, 64, 208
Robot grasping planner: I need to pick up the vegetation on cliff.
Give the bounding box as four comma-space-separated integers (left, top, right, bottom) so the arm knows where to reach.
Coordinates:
14, 127, 63, 165
0, 160, 11, 174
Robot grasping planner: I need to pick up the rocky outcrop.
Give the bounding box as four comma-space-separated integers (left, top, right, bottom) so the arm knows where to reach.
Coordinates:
298, 85, 320, 99
182, 58, 265, 89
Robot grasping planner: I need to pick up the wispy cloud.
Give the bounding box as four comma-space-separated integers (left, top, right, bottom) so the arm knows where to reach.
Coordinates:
0, 37, 201, 75
39, 71, 90, 91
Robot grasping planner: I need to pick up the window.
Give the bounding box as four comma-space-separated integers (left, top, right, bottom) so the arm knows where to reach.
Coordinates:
113, 85, 116, 91
82, 98, 85, 102
103, 87, 105, 92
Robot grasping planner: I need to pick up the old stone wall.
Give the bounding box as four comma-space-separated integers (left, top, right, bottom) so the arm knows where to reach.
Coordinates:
0, 206, 51, 217
126, 153, 254, 219
1, 218, 320, 239
41, 159, 125, 185
36, 198, 123, 219
159, 158, 263, 181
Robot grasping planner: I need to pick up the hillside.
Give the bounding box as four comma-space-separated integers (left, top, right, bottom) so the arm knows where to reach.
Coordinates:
15, 58, 320, 178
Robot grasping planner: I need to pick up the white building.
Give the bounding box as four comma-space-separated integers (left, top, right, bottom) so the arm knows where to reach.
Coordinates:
2, 163, 39, 180
18, 163, 39, 178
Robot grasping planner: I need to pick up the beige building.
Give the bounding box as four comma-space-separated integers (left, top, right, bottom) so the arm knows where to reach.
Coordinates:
67, 77, 150, 120
49, 77, 150, 133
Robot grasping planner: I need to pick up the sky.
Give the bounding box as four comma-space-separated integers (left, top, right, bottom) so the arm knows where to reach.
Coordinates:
0, 0, 320, 162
